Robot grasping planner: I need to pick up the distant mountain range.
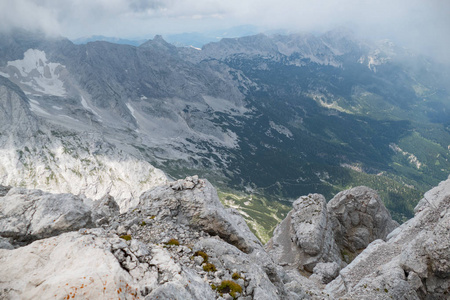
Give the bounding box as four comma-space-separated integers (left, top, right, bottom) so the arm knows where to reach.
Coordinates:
0, 28, 449, 238
72, 25, 261, 48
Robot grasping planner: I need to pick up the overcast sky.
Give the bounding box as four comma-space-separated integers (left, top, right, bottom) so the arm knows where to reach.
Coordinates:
1, 0, 449, 62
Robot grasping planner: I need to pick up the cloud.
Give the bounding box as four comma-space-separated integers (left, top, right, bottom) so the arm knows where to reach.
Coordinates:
0, 0, 448, 62
0, 0, 61, 36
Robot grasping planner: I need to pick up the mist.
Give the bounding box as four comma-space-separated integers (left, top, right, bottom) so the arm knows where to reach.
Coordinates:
1, 0, 449, 63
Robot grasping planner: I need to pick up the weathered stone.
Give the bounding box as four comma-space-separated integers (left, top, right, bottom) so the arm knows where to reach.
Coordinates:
311, 262, 340, 284
1, 175, 448, 300
325, 177, 450, 300
266, 194, 342, 273
327, 186, 399, 254
0, 187, 93, 243
139, 178, 259, 253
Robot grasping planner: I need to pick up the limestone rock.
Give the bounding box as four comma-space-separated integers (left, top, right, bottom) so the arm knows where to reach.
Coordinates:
267, 186, 398, 277
1, 174, 447, 300
266, 194, 340, 273
139, 177, 259, 253
325, 176, 450, 300
85, 194, 121, 225
0, 229, 214, 299
291, 194, 329, 256
0, 187, 93, 243
311, 262, 340, 284
0, 176, 311, 299
328, 186, 399, 255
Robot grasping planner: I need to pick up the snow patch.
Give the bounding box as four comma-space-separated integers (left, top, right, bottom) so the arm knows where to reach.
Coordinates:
28, 99, 50, 116
126, 103, 136, 119
1, 49, 67, 97
81, 96, 102, 121
126, 103, 141, 132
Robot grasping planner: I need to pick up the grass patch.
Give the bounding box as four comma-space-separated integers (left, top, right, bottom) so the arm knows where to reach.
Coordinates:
203, 263, 217, 272
165, 239, 180, 246
216, 280, 242, 298
193, 251, 209, 263
120, 235, 132, 241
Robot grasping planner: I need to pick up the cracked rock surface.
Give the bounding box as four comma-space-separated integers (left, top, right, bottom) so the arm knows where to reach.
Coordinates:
325, 177, 450, 299
0, 187, 93, 244
0, 178, 307, 299
1, 176, 449, 299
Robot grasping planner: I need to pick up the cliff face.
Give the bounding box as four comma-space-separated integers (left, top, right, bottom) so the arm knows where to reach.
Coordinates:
0, 175, 449, 299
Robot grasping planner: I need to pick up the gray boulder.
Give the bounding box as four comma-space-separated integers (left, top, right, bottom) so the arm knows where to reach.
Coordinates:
328, 186, 399, 258
138, 176, 260, 253
310, 262, 341, 284
0, 187, 93, 243
266, 194, 342, 273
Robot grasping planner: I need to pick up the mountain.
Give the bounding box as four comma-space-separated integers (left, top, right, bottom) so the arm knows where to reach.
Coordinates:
0, 28, 449, 239
1, 176, 448, 299
72, 35, 146, 46
165, 25, 260, 48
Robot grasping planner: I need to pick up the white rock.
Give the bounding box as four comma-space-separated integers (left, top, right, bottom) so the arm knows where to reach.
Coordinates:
0, 188, 93, 242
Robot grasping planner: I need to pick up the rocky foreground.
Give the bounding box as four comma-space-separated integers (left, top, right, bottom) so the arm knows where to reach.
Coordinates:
0, 176, 449, 299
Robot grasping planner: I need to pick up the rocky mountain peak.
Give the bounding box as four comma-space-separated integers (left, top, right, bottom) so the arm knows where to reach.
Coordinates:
139, 35, 178, 55
1, 176, 448, 299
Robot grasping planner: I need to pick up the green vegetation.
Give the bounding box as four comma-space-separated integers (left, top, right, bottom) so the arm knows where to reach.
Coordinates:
193, 251, 209, 263
232, 272, 242, 280
165, 239, 180, 246
217, 189, 290, 243
216, 280, 243, 298
120, 235, 132, 241
202, 263, 217, 272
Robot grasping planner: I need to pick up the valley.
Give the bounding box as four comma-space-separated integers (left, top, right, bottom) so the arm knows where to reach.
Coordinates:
0, 29, 449, 241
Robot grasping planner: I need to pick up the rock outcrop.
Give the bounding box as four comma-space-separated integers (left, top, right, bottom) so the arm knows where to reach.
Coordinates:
327, 186, 399, 260
266, 186, 398, 278
325, 177, 450, 299
0, 177, 308, 299
1, 177, 449, 299
0, 187, 94, 244
266, 194, 342, 273
138, 176, 259, 253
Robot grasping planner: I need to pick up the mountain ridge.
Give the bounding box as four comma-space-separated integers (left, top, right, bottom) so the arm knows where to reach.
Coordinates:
0, 29, 449, 236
